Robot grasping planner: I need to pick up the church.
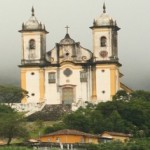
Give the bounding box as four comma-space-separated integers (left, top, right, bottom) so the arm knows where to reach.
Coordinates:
19, 4, 132, 108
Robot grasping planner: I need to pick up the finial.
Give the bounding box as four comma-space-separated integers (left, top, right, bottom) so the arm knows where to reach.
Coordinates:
103, 3, 106, 13
93, 19, 96, 26
22, 23, 25, 29
31, 6, 35, 16
65, 25, 70, 34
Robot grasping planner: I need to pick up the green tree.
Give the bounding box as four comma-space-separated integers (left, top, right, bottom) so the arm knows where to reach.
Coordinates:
108, 110, 125, 132
113, 90, 129, 101
63, 108, 91, 132
0, 105, 28, 145
0, 85, 28, 104
131, 90, 150, 101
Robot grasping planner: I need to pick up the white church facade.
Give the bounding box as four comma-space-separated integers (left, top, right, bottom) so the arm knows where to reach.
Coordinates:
19, 4, 132, 108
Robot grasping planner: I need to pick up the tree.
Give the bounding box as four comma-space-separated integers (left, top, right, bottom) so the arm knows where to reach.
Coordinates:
0, 85, 28, 104
113, 90, 129, 101
63, 108, 91, 132
0, 105, 28, 145
131, 90, 150, 101
44, 122, 66, 134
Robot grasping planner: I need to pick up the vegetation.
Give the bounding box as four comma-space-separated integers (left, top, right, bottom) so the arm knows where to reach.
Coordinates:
27, 104, 71, 121
0, 85, 28, 104
0, 84, 150, 150
0, 146, 32, 150
0, 85, 29, 145
44, 90, 150, 138
86, 138, 150, 150
0, 105, 28, 145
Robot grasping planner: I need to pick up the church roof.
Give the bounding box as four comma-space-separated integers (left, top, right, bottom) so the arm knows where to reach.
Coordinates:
20, 7, 48, 33
93, 3, 117, 27
59, 33, 75, 45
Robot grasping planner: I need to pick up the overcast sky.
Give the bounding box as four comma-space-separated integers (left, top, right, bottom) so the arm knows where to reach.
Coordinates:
0, 0, 149, 90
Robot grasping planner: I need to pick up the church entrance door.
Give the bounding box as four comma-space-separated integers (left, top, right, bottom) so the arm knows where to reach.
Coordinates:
62, 87, 74, 104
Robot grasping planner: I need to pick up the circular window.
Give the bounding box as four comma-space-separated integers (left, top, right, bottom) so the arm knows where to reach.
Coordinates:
66, 53, 69, 56
63, 68, 72, 77
100, 51, 108, 58
31, 72, 35, 75
31, 93, 35, 96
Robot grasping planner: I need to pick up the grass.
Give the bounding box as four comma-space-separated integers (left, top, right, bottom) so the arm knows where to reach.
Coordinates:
26, 120, 59, 138
0, 146, 32, 150
0, 146, 60, 150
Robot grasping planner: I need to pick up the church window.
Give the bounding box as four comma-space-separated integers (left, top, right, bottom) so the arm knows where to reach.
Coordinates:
29, 39, 36, 49
66, 53, 69, 56
48, 72, 56, 83
31, 72, 35, 75
100, 36, 107, 47
80, 71, 87, 82
63, 68, 72, 77
102, 90, 105, 94
31, 93, 35, 96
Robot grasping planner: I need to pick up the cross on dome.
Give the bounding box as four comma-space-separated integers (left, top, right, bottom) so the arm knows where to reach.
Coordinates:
65, 25, 70, 34
32, 6, 35, 16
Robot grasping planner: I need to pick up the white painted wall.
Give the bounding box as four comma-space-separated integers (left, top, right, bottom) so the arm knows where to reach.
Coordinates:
26, 71, 40, 103
44, 64, 90, 105
45, 68, 59, 104
115, 69, 119, 92
96, 68, 111, 102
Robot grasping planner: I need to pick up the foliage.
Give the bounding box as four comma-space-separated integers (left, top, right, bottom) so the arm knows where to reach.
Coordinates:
0, 85, 28, 104
0, 105, 28, 145
0, 146, 32, 150
86, 138, 150, 150
131, 90, 150, 101
86, 143, 99, 150
44, 90, 150, 137
44, 122, 67, 134
113, 90, 130, 101
63, 107, 91, 132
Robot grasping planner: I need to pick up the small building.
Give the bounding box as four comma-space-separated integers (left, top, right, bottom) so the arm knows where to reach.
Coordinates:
100, 131, 132, 143
40, 129, 99, 144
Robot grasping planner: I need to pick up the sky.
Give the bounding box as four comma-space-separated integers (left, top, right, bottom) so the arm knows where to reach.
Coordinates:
0, 0, 150, 90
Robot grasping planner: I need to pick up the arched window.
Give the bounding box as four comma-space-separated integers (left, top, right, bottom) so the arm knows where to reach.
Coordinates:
29, 39, 36, 49
100, 36, 107, 47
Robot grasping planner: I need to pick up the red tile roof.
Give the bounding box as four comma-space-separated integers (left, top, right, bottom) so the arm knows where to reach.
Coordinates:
101, 131, 132, 137
41, 129, 99, 138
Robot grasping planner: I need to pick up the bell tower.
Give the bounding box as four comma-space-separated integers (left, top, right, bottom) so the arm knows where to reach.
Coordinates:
19, 7, 48, 65
19, 7, 48, 104
91, 3, 120, 62
91, 4, 122, 102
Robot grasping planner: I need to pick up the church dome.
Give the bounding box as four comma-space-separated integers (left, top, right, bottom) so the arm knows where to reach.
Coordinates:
59, 33, 75, 45
22, 7, 46, 31
94, 4, 116, 26
24, 16, 41, 30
